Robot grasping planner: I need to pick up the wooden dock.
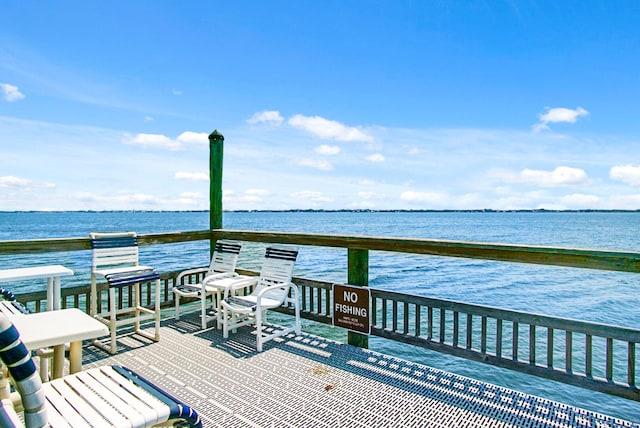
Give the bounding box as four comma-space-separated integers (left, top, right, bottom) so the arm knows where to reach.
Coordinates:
81, 313, 639, 428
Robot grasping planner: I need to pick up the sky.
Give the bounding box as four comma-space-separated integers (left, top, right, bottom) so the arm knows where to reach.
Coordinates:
1, 1, 640, 211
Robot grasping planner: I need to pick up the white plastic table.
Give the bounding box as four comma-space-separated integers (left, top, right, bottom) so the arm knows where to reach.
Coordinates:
0, 265, 74, 311
12, 308, 109, 378
203, 275, 258, 329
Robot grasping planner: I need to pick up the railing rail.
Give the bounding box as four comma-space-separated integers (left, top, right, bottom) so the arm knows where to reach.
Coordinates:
3, 229, 640, 402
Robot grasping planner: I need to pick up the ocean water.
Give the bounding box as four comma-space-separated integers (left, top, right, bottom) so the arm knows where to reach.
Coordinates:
1, 210, 640, 422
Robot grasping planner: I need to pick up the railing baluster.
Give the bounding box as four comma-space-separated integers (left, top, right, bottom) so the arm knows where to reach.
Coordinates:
496, 319, 502, 358
548, 328, 554, 368
302, 285, 307, 312
512, 322, 519, 362
466, 314, 473, 350
453, 311, 459, 348
427, 306, 433, 340
325, 288, 331, 316
316, 285, 322, 315
586, 334, 593, 377
606, 338, 614, 381
372, 296, 378, 326
382, 298, 388, 329
403, 302, 409, 335
393, 300, 398, 332
481, 316, 487, 354
530, 325, 536, 365
415, 304, 421, 337
566, 331, 573, 373
440, 309, 446, 344
629, 342, 636, 387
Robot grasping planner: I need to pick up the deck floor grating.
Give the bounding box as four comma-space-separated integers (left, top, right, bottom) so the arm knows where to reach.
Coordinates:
78, 313, 639, 428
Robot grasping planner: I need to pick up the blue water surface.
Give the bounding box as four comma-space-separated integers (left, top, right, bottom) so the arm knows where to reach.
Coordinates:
1, 210, 640, 422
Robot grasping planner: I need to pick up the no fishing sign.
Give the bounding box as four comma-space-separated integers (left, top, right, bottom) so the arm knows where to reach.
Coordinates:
333, 283, 371, 334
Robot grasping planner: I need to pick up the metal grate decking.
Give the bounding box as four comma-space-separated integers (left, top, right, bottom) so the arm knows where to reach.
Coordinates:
80, 313, 639, 428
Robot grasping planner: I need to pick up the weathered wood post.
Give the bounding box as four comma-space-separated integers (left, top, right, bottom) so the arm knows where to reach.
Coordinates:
347, 248, 369, 348
209, 130, 224, 257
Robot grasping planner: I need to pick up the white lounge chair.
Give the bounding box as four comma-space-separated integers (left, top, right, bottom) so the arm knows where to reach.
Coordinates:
220, 245, 301, 352
173, 240, 242, 328
0, 312, 201, 427
90, 232, 161, 354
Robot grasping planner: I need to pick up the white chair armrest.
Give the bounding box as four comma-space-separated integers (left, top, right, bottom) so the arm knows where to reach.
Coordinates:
201, 271, 239, 286
254, 281, 293, 311
175, 267, 209, 284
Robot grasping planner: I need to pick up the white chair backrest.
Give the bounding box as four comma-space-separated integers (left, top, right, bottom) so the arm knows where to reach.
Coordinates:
254, 246, 298, 302
208, 241, 242, 275
90, 232, 139, 272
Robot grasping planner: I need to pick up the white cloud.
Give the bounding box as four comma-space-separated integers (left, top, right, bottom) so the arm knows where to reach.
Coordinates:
177, 131, 208, 146
520, 166, 588, 186
533, 107, 589, 132
144, 116, 154, 122
175, 172, 209, 181
0, 175, 33, 188
124, 133, 181, 150
245, 189, 272, 196
609, 194, 640, 209
560, 193, 601, 207
365, 153, 385, 162
359, 179, 377, 186
172, 89, 183, 96
0, 175, 54, 189
290, 190, 334, 202
610, 165, 640, 186
288, 114, 373, 142
0, 83, 25, 102
293, 158, 333, 171
247, 110, 284, 126
176, 192, 205, 205
358, 191, 385, 200
400, 191, 449, 205
493, 166, 589, 187
124, 131, 209, 151
113, 192, 157, 204
315, 144, 341, 155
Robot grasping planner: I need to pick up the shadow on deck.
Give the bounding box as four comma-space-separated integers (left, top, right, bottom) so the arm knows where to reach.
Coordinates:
81, 313, 638, 428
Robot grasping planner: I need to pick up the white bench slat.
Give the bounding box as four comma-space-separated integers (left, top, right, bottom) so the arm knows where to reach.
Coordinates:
97, 366, 168, 424
76, 369, 148, 428
63, 374, 129, 427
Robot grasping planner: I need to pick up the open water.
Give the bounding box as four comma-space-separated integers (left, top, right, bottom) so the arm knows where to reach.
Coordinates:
1, 210, 639, 422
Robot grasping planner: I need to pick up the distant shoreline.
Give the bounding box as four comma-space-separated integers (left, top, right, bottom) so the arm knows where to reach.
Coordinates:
1, 209, 639, 214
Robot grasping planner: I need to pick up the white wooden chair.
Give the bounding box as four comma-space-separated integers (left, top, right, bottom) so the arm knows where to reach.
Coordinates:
0, 312, 201, 427
90, 232, 161, 354
173, 240, 242, 328
220, 245, 301, 352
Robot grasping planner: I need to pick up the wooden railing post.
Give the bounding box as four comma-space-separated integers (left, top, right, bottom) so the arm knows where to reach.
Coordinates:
348, 248, 369, 348
209, 130, 224, 257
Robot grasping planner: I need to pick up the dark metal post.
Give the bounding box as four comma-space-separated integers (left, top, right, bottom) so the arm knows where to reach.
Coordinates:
347, 248, 369, 348
209, 130, 224, 257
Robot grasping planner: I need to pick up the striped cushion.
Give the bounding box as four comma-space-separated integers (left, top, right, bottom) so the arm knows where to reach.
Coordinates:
90, 235, 138, 249
265, 247, 298, 261
215, 241, 242, 254
105, 269, 160, 288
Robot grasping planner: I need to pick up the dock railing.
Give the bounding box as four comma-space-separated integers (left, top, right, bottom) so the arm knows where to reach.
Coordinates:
1, 228, 639, 401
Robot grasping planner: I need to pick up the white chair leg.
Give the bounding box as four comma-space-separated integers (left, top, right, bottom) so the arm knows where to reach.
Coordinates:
175, 291, 181, 320
201, 289, 208, 329
256, 310, 263, 352
154, 279, 160, 341
222, 305, 229, 338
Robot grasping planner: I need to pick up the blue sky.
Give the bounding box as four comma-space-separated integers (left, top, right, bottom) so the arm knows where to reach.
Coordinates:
1, 1, 639, 211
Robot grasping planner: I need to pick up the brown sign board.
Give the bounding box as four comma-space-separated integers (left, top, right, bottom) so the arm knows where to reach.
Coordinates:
333, 283, 371, 334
